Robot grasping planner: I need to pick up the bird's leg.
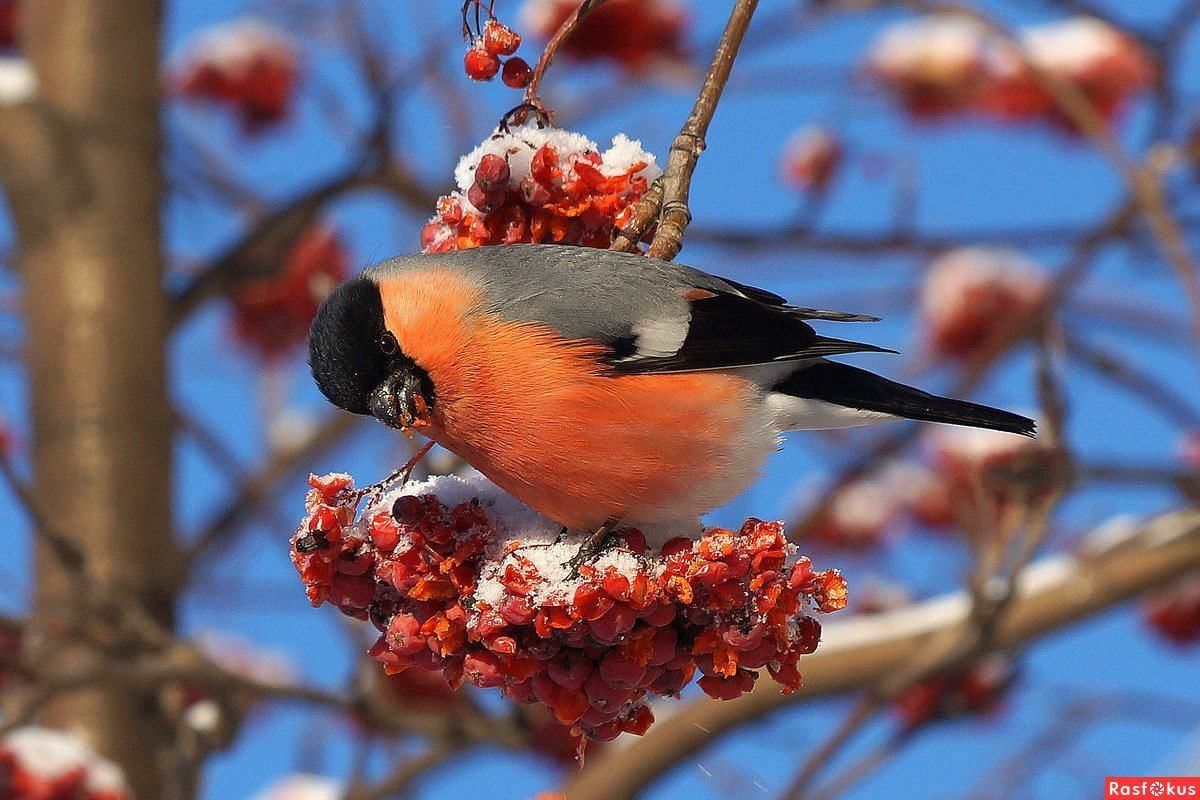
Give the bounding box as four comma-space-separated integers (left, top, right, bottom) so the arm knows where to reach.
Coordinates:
567, 517, 622, 575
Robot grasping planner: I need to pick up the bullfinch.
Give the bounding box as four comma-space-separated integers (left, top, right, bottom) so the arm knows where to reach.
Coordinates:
308, 244, 1034, 530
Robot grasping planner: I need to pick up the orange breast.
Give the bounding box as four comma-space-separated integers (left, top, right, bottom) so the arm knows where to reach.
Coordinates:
378, 270, 767, 529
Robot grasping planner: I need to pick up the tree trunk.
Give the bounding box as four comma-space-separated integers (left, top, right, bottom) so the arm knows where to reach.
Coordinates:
1, 1, 177, 796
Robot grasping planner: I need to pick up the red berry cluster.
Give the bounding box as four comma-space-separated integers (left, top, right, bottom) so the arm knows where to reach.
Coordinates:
866, 16, 1152, 131
892, 655, 1014, 731
799, 431, 1054, 551
779, 127, 843, 194
1145, 579, 1200, 646
0, 728, 130, 800
174, 19, 299, 132
231, 225, 349, 359
291, 473, 846, 742
0, 1, 20, 52
522, 0, 688, 72
918, 248, 1049, 361
464, 18, 532, 88
421, 124, 660, 253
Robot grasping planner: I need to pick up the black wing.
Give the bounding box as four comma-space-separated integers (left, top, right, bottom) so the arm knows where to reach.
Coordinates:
378, 245, 890, 375
608, 288, 894, 374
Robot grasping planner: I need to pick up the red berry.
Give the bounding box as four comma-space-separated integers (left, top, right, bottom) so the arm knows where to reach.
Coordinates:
329, 572, 374, 611
475, 153, 511, 192
482, 19, 522, 56
464, 651, 504, 687
548, 651, 594, 690
519, 176, 552, 207
598, 650, 646, 689
502, 56, 532, 88
466, 182, 504, 214
530, 145, 561, 183
464, 46, 501, 81
622, 704, 655, 735
387, 613, 428, 656
660, 537, 692, 559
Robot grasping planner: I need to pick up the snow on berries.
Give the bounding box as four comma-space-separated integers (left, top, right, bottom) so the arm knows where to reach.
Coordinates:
0, 727, 131, 800
421, 121, 661, 252
917, 248, 1049, 361
172, 18, 299, 132
521, 0, 689, 72
291, 472, 845, 743
779, 126, 843, 194
865, 16, 993, 118
990, 17, 1154, 126
865, 15, 1152, 130
1145, 578, 1200, 646
230, 224, 349, 359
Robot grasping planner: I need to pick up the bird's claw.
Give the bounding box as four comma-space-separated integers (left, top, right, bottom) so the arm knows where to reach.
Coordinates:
566, 518, 622, 576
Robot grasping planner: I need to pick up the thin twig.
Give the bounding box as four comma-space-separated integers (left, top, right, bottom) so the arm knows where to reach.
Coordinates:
647, 0, 761, 261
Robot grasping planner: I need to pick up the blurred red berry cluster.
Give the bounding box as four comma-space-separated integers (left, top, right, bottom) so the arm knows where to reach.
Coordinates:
893, 655, 1015, 731
463, 13, 532, 88
799, 424, 1051, 549
917, 248, 1049, 361
521, 0, 688, 72
1145, 578, 1200, 646
421, 122, 661, 252
0, 728, 130, 800
0, 0, 19, 52
291, 472, 846, 743
807, 478, 901, 549
779, 126, 843, 194
866, 16, 1152, 130
173, 18, 299, 132
924, 424, 1054, 513
230, 225, 349, 359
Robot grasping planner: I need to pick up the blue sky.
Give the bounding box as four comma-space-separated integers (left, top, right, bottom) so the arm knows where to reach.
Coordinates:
4, 0, 1200, 798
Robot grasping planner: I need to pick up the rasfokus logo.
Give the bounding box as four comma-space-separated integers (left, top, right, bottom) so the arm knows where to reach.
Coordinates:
1107, 777, 1200, 798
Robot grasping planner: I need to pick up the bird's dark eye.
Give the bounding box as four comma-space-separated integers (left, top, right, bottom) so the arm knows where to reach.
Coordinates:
379, 332, 398, 355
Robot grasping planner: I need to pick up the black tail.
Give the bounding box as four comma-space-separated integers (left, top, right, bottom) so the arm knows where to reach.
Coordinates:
774, 361, 1036, 437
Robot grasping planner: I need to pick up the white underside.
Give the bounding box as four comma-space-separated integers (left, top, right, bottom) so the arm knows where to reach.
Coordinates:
763, 392, 896, 430
629, 368, 896, 526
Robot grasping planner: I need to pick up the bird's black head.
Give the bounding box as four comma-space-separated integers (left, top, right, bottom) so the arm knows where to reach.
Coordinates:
308, 275, 434, 429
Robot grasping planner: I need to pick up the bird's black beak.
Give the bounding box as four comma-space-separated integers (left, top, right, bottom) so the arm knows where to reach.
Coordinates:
368, 366, 432, 429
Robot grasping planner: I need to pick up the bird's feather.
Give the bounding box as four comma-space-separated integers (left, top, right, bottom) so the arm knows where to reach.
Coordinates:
372, 245, 887, 374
